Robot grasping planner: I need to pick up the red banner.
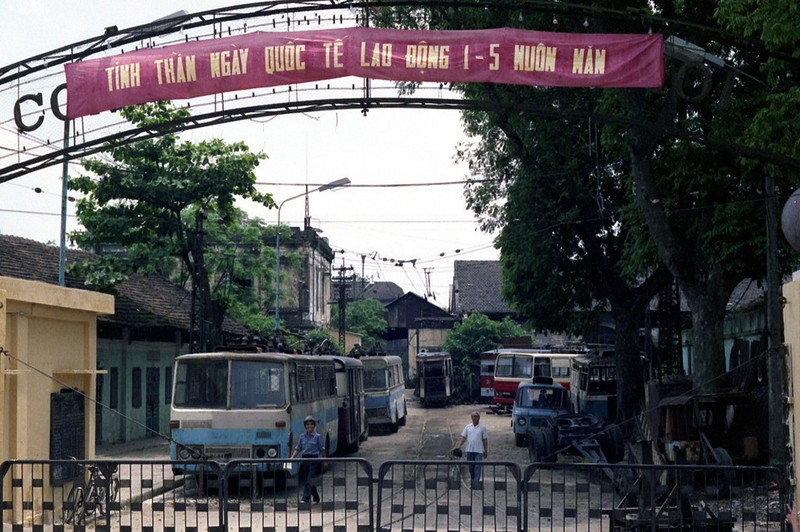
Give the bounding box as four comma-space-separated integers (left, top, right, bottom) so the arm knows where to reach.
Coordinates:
65, 27, 664, 119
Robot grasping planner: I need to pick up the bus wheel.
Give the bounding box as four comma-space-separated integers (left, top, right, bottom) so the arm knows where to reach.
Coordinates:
391, 414, 399, 433
399, 402, 408, 426
360, 416, 369, 442
515, 433, 526, 447
274, 470, 287, 491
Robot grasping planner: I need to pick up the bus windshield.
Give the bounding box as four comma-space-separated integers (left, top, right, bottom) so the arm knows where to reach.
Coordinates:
363, 368, 387, 391
174, 359, 286, 409
230, 360, 285, 408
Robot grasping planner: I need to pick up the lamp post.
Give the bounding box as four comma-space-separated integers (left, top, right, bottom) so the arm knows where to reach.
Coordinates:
274, 177, 351, 331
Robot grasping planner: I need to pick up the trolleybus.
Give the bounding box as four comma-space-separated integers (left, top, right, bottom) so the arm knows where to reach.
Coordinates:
169, 351, 339, 482
490, 348, 584, 410
362, 355, 407, 432
415, 351, 453, 406
570, 352, 617, 421
480, 351, 498, 402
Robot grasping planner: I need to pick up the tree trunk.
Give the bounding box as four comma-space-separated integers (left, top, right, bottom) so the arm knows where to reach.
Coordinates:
683, 286, 728, 393
613, 304, 644, 422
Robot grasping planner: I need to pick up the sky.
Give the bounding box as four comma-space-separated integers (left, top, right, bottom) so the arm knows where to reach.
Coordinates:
0, 2, 500, 306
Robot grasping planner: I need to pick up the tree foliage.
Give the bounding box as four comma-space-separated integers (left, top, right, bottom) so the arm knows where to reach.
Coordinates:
331, 299, 388, 352
443, 312, 525, 379
373, 0, 800, 408
70, 101, 274, 349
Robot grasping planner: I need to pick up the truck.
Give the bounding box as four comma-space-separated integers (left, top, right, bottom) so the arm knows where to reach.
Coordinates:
511, 377, 625, 465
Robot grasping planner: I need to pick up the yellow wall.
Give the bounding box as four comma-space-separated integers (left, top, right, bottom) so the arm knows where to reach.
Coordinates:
0, 277, 113, 463
784, 273, 800, 506
408, 328, 450, 379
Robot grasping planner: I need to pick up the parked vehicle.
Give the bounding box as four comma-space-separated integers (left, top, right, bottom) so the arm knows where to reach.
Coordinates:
169, 350, 340, 484
511, 377, 625, 465
333, 355, 368, 453
490, 348, 584, 412
362, 355, 407, 432
570, 353, 617, 421
511, 378, 571, 447
479, 351, 497, 403
416, 351, 453, 407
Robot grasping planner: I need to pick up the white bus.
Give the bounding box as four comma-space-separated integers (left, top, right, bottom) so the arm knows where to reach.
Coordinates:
362, 355, 408, 432
169, 350, 339, 483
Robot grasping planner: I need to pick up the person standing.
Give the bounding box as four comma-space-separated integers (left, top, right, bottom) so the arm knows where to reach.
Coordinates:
455, 411, 489, 489
290, 415, 326, 503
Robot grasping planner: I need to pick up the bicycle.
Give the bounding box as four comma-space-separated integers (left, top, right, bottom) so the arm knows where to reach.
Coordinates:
62, 461, 120, 525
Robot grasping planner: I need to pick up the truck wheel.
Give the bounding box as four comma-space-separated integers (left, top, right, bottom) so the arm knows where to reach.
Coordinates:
528, 429, 546, 463
541, 429, 557, 462
515, 433, 526, 447
712, 447, 734, 496
602, 424, 625, 463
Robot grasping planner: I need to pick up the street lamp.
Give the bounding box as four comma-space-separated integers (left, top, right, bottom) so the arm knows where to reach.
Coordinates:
274, 177, 351, 331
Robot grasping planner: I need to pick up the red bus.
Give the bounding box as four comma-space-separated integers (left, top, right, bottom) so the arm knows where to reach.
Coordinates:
489, 348, 585, 408
479, 352, 497, 402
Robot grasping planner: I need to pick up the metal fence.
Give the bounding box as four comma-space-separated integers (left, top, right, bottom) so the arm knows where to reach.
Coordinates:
0, 458, 788, 531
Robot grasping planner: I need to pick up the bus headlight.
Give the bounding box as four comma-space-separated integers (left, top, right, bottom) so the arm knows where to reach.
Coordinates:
254, 446, 280, 459
517, 417, 526, 426
178, 446, 197, 460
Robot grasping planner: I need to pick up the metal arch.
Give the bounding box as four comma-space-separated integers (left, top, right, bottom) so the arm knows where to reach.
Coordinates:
3, 95, 800, 184
2, 1, 799, 182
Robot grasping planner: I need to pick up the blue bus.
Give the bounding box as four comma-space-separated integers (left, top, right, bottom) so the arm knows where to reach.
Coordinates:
362, 355, 407, 432
169, 351, 339, 481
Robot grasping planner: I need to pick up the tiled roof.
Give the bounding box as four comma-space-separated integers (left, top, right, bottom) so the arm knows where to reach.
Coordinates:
0, 235, 249, 335
352, 281, 405, 305
452, 260, 513, 316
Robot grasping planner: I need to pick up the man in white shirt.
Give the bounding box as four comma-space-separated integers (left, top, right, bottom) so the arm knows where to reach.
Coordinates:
455, 411, 489, 489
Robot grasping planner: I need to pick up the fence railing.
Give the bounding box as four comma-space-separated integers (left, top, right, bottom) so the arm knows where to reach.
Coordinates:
0, 458, 787, 531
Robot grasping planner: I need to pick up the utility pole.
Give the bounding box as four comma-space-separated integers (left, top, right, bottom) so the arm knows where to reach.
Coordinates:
333, 264, 354, 349
189, 209, 207, 353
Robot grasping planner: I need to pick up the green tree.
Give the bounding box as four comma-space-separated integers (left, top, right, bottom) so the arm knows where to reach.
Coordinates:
70, 101, 274, 350
196, 207, 282, 337
331, 299, 388, 352
443, 313, 526, 399
373, 2, 800, 410
373, 4, 669, 418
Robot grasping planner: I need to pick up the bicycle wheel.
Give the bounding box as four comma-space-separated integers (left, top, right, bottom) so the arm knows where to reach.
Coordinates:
109, 475, 120, 502
63, 485, 85, 524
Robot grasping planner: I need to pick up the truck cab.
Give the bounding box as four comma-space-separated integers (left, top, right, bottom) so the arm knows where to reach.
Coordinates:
511, 378, 571, 447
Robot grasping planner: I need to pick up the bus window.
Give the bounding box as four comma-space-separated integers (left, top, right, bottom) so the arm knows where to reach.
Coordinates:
230, 361, 285, 408
364, 368, 387, 391
174, 359, 228, 408
496, 356, 513, 377
513, 356, 533, 378
532, 358, 550, 378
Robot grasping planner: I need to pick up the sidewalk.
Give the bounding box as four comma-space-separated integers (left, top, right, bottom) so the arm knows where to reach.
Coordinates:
96, 436, 171, 460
